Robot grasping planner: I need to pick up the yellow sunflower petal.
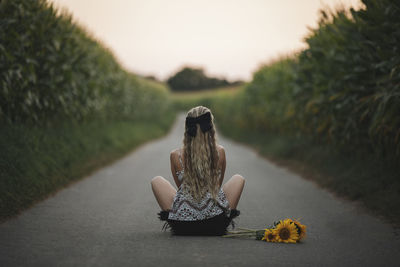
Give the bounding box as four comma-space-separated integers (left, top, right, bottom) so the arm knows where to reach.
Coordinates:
264, 229, 278, 242
293, 220, 307, 241
275, 219, 299, 243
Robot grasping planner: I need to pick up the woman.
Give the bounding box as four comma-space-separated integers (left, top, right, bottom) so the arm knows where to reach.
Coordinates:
151, 106, 245, 235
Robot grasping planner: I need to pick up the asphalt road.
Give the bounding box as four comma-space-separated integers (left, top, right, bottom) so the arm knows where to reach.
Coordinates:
1, 114, 399, 267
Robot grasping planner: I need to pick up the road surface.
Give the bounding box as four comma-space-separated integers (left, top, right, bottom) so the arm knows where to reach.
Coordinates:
1, 114, 399, 266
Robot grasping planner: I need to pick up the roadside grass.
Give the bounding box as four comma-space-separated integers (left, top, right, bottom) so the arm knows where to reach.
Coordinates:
0, 112, 176, 221
217, 124, 400, 227
171, 84, 245, 111
1, 0, 179, 223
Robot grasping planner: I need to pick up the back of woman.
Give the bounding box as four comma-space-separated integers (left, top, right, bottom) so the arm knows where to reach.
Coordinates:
151, 106, 245, 235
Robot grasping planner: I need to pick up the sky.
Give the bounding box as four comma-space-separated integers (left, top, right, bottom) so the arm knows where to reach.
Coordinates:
51, 0, 362, 82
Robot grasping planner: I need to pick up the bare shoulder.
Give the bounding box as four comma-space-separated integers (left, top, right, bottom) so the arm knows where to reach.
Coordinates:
170, 148, 179, 159
170, 148, 183, 161
170, 148, 179, 154
217, 144, 226, 158
217, 144, 225, 152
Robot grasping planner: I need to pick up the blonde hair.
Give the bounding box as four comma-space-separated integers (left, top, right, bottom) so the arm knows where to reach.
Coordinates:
182, 106, 220, 201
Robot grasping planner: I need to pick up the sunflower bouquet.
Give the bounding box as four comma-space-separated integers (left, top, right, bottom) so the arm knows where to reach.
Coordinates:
223, 218, 306, 243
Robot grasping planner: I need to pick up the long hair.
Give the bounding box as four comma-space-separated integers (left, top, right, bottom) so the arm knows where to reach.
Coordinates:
182, 106, 220, 201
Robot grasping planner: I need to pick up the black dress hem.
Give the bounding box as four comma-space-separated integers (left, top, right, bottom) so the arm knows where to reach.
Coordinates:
158, 209, 240, 236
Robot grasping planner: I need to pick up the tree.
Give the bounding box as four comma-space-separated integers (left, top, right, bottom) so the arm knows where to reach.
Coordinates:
166, 66, 231, 91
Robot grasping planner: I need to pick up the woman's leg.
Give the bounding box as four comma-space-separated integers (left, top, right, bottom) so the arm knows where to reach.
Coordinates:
222, 174, 245, 209
151, 176, 177, 211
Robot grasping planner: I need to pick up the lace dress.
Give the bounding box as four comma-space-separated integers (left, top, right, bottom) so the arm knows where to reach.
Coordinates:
158, 150, 240, 235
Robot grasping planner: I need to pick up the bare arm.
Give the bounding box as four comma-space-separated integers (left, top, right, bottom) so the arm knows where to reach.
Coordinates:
170, 150, 182, 188
219, 146, 226, 187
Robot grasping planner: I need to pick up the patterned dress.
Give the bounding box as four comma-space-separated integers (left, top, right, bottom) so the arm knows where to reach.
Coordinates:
168, 169, 230, 221
158, 150, 239, 235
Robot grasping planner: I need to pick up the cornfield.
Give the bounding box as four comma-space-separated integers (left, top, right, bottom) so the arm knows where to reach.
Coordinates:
0, 0, 172, 125
212, 0, 400, 162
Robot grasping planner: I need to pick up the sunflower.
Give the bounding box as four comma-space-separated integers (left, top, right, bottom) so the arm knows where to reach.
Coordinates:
261, 229, 277, 242
274, 219, 299, 243
293, 219, 307, 241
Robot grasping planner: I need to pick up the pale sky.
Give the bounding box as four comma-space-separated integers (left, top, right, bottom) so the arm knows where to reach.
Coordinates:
51, 0, 362, 82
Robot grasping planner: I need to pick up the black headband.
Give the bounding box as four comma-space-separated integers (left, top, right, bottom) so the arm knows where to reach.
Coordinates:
185, 112, 212, 137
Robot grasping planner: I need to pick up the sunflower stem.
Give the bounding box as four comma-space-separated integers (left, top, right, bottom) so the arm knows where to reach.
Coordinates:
226, 230, 254, 234
222, 233, 257, 238
236, 227, 256, 232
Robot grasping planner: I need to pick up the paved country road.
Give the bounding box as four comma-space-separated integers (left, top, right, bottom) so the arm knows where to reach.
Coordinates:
1, 114, 399, 267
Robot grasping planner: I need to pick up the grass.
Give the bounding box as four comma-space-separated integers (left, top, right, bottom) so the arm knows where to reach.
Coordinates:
172, 84, 244, 99
218, 124, 400, 228
171, 84, 245, 111
1, 0, 179, 223
0, 113, 176, 221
